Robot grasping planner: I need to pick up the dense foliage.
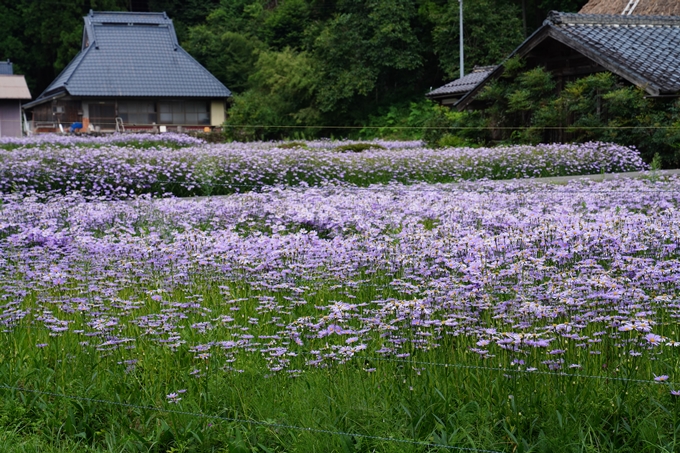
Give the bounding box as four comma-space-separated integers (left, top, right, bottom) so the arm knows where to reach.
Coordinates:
1, 0, 586, 130
428, 59, 680, 168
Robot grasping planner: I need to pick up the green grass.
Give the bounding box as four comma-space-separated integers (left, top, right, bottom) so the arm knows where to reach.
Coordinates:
1, 276, 680, 452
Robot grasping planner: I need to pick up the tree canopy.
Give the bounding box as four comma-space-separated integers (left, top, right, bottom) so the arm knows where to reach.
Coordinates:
0, 0, 588, 131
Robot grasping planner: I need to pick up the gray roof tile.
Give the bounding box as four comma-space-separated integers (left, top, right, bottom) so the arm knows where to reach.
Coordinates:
547, 12, 680, 93
426, 66, 497, 98
457, 12, 680, 109
30, 10, 230, 105
0, 61, 13, 75
88, 11, 170, 24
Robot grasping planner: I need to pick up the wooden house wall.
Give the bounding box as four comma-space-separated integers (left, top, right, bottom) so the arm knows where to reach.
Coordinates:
524, 39, 606, 88
31, 100, 82, 124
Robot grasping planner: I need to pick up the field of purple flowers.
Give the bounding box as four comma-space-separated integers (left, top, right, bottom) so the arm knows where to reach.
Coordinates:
0, 136, 647, 197
1, 168, 679, 451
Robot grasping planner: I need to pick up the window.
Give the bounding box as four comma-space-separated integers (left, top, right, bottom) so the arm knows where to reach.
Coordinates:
158, 101, 210, 125
118, 101, 157, 125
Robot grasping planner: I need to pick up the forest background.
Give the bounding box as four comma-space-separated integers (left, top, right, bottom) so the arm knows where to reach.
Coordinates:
3, 0, 680, 166
0, 1, 585, 130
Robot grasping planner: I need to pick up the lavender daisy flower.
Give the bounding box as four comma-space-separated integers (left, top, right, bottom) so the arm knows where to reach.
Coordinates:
645, 334, 664, 346
166, 393, 182, 403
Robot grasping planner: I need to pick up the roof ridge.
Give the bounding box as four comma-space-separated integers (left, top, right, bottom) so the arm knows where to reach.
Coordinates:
472, 65, 497, 72
90, 11, 167, 14
87, 10, 171, 25
546, 11, 680, 26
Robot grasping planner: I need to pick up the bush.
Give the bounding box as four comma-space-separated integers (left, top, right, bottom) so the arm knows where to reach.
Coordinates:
334, 143, 386, 152
276, 141, 309, 149
436, 59, 680, 168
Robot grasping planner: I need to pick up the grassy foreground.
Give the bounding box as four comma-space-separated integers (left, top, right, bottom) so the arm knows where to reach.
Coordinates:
3, 311, 680, 453
2, 173, 680, 452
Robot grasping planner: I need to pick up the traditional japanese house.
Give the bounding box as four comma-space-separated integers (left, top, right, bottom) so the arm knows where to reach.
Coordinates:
455, 12, 680, 110
428, 0, 680, 109
0, 61, 32, 138
23, 11, 231, 133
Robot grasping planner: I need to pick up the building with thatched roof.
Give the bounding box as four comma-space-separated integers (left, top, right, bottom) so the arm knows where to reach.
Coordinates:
580, 0, 680, 16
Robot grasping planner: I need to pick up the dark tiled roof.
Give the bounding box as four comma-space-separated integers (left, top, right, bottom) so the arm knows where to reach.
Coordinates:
546, 12, 680, 93
28, 11, 230, 107
457, 12, 680, 109
426, 66, 496, 98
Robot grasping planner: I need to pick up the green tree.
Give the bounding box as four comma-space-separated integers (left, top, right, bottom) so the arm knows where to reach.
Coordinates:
0, 0, 127, 96
428, 0, 524, 79
225, 48, 321, 140
148, 0, 221, 42
312, 0, 424, 121
184, 28, 263, 93
262, 0, 312, 50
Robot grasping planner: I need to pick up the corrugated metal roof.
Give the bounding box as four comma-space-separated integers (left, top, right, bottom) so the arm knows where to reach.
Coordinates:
28, 10, 230, 107
0, 75, 32, 100
426, 66, 497, 98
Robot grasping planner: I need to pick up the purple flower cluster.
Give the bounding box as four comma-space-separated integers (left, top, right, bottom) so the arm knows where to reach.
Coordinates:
1, 176, 678, 380
0, 132, 205, 148
0, 140, 647, 198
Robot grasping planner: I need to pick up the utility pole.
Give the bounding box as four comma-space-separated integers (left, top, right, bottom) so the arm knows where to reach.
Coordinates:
459, 0, 464, 77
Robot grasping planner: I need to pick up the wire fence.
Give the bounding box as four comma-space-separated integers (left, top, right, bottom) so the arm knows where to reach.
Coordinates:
7, 121, 680, 129
3, 329, 677, 388
2, 342, 678, 452
0, 344, 676, 451
5, 320, 680, 388
0, 381, 505, 453
110, 178, 680, 190
220, 124, 680, 130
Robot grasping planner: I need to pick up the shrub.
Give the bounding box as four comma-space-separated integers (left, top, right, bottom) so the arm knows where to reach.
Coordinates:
334, 143, 386, 152
276, 141, 309, 149
455, 60, 680, 168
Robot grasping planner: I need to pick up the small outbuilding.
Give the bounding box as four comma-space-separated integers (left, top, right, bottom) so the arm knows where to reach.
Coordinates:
0, 61, 32, 138
425, 66, 496, 106
429, 7, 680, 109
23, 11, 231, 134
